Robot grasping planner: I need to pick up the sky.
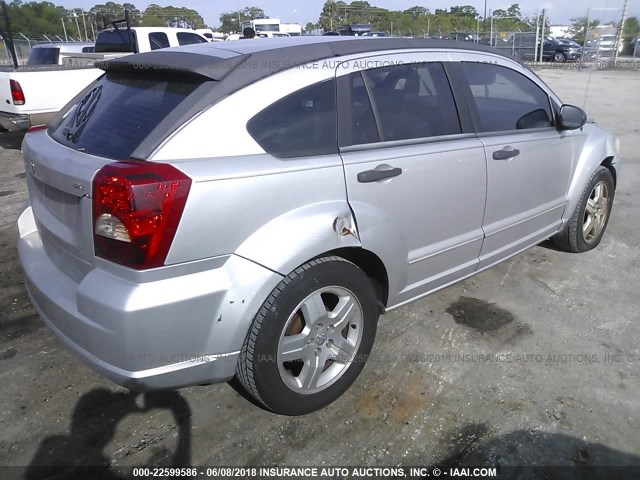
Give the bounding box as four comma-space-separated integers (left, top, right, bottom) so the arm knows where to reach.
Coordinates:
57, 1, 639, 28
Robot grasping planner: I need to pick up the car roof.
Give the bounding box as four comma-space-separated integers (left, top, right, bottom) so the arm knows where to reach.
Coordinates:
100, 36, 517, 83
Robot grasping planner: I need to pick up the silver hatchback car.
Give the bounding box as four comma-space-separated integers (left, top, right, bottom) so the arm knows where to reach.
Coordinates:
18, 37, 619, 415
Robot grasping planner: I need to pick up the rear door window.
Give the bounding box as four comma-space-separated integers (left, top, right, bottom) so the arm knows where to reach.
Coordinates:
339, 72, 380, 146
247, 79, 338, 158
457, 62, 554, 132
177, 33, 208, 45
51, 73, 203, 159
149, 32, 170, 50
361, 62, 462, 142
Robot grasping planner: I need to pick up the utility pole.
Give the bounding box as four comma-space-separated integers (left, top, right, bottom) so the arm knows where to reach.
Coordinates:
61, 17, 68, 42
538, 9, 546, 63
483, 0, 488, 32
81, 11, 88, 42
579, 8, 590, 71
73, 12, 81, 41
534, 10, 540, 62
614, 0, 629, 63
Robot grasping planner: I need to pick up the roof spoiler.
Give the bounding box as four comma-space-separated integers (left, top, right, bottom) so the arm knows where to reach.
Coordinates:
96, 51, 250, 81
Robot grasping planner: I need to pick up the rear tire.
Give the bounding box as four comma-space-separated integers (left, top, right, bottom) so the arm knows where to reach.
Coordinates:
236, 256, 379, 415
552, 166, 614, 253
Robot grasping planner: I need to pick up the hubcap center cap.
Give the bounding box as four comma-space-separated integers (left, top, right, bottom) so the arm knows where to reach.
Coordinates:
315, 332, 327, 346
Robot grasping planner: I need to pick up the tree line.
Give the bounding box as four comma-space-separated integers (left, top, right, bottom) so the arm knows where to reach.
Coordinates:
3, 0, 639, 47
1, 1, 206, 39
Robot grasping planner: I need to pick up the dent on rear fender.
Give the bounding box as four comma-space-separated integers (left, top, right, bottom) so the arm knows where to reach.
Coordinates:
234, 202, 362, 275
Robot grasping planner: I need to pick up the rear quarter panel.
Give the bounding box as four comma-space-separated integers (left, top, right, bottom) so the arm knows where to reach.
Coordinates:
153, 62, 361, 273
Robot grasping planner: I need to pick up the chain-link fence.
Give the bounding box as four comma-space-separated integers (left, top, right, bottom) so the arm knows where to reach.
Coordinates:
0, 35, 86, 66
452, 4, 638, 71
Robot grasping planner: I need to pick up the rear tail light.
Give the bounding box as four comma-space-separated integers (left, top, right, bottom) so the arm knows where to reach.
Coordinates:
92, 161, 191, 270
10, 80, 25, 105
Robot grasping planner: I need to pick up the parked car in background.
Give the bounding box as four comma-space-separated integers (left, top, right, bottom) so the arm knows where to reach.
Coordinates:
515, 36, 581, 62
91, 26, 207, 54
27, 43, 95, 66
18, 37, 620, 415
540, 37, 582, 62
0, 27, 208, 131
556, 38, 582, 49
597, 34, 623, 54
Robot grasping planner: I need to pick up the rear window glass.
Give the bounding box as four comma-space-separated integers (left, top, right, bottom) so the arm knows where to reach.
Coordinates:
27, 47, 59, 65
51, 73, 202, 159
95, 30, 137, 53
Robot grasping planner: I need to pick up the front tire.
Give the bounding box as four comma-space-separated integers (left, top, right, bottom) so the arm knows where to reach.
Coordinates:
236, 256, 379, 415
552, 166, 615, 253
554, 51, 567, 62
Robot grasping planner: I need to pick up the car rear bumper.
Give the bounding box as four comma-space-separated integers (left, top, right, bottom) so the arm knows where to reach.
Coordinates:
17, 206, 282, 391
0, 111, 54, 131
0, 111, 31, 131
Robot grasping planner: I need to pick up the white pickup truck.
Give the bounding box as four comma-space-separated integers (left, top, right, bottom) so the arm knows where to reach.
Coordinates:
0, 27, 207, 131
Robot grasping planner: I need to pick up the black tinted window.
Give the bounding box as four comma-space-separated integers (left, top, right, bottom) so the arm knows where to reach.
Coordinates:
459, 63, 554, 132
177, 32, 207, 45
362, 62, 461, 142
340, 72, 379, 146
149, 32, 170, 50
27, 48, 59, 65
247, 79, 337, 158
51, 73, 202, 159
95, 30, 137, 53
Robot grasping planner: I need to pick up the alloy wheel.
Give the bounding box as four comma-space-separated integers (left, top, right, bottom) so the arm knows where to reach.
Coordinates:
277, 286, 364, 394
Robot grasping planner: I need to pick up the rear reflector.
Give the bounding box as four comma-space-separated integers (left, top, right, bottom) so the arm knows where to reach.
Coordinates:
10, 80, 25, 105
92, 161, 191, 270
27, 125, 47, 133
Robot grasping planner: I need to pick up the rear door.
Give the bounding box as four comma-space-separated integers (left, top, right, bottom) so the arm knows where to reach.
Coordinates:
448, 58, 575, 268
336, 52, 487, 307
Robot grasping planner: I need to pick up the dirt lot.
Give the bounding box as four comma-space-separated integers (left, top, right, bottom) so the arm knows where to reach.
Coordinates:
0, 69, 639, 476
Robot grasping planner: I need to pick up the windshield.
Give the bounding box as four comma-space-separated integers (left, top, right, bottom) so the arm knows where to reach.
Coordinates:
27, 47, 60, 65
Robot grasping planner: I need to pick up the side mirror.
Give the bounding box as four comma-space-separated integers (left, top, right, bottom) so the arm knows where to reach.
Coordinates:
558, 104, 587, 130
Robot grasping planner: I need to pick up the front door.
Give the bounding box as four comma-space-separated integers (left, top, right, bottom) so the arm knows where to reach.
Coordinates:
452, 60, 575, 268
336, 53, 488, 308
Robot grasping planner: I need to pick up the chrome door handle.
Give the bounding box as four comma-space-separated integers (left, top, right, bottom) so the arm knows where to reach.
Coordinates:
357, 166, 403, 183
493, 147, 520, 160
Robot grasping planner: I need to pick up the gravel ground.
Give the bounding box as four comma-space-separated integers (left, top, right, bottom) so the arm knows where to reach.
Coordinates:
0, 68, 638, 477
